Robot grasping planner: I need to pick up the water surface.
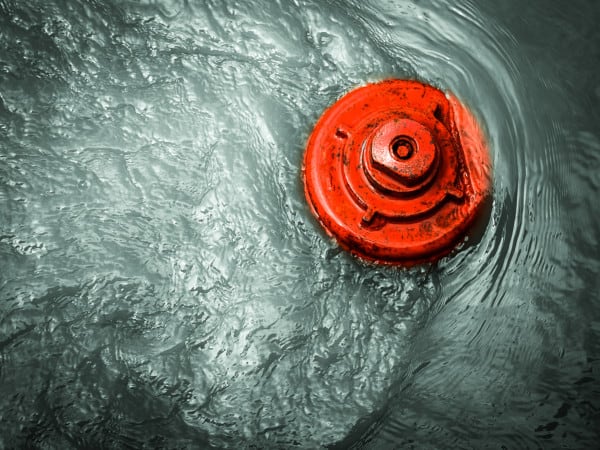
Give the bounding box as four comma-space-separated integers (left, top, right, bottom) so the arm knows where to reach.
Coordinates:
1, 0, 599, 448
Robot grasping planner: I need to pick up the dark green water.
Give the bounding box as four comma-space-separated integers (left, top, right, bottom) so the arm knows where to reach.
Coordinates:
1, 0, 599, 448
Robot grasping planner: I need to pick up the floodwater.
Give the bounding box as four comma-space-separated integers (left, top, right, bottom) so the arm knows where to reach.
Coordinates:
1, 0, 599, 448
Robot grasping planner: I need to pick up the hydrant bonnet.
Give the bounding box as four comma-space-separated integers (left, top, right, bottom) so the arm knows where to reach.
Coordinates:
302, 79, 492, 265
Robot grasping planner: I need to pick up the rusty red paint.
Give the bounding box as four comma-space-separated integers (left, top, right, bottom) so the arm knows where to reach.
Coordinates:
302, 79, 492, 265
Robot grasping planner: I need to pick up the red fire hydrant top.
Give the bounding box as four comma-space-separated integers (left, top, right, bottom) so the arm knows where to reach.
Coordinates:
302, 79, 492, 265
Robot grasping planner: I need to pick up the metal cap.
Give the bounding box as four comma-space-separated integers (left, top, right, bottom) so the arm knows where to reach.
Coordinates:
302, 79, 492, 265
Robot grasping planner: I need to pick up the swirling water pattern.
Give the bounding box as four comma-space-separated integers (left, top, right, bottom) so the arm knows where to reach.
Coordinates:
1, 0, 598, 448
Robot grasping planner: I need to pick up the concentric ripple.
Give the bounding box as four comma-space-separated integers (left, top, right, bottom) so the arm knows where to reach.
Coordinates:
1, 0, 599, 448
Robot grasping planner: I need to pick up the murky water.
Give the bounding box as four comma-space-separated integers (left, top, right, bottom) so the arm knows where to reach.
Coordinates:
1, 0, 599, 448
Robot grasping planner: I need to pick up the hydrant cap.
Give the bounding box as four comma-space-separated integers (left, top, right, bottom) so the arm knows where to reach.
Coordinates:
302, 79, 492, 265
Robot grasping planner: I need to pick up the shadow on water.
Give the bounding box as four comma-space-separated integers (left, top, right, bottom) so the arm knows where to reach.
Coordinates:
1, 0, 599, 448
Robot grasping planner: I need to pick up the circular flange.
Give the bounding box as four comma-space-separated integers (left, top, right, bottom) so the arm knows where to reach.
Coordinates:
302, 79, 492, 265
